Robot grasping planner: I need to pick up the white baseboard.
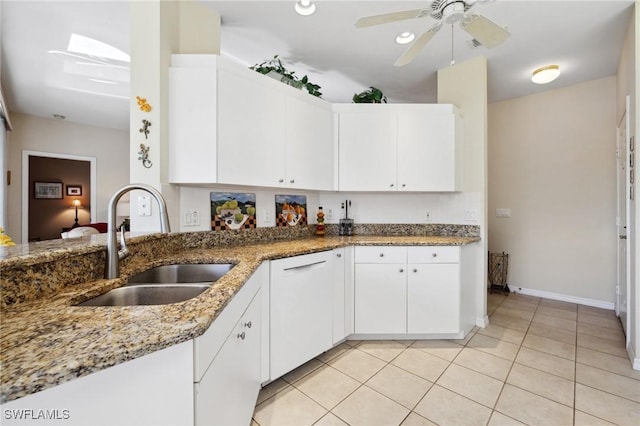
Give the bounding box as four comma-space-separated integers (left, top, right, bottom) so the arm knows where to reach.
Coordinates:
512, 287, 615, 310
476, 315, 489, 328
628, 341, 640, 371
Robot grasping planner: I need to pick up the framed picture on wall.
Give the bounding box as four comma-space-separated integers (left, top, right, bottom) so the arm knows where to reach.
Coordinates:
34, 182, 63, 199
66, 185, 82, 196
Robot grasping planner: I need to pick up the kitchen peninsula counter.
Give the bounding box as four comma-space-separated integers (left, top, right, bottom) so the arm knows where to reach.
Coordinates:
1, 229, 479, 403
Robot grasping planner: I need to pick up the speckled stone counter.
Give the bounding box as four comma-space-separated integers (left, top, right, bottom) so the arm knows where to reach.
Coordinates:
0, 226, 479, 403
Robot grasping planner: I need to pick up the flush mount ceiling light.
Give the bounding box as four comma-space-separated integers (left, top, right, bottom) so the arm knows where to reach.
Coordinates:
531, 65, 560, 84
395, 32, 416, 45
295, 0, 316, 16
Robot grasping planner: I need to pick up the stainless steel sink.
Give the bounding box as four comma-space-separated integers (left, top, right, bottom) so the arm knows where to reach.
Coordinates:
127, 263, 235, 284
77, 284, 211, 306
76, 263, 235, 306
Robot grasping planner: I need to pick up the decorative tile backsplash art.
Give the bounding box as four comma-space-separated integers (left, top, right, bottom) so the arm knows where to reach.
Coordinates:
210, 192, 256, 231
275, 194, 307, 227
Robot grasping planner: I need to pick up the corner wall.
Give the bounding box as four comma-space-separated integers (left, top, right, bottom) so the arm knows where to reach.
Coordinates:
488, 77, 617, 305
438, 56, 489, 327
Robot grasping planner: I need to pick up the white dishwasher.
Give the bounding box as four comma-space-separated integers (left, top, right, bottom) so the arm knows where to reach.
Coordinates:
270, 250, 333, 380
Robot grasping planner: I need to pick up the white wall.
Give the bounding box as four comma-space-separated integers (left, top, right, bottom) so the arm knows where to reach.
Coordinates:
437, 56, 489, 327
6, 113, 129, 243
488, 77, 617, 304
177, 185, 480, 232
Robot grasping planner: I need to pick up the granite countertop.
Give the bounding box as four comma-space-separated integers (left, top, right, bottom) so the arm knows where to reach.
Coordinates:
0, 234, 479, 403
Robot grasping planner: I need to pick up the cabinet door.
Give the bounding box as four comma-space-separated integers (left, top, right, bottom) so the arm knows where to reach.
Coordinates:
169, 66, 217, 183
270, 251, 333, 379
332, 248, 347, 344
354, 264, 406, 334
338, 111, 397, 191
407, 264, 460, 333
195, 290, 262, 426
217, 68, 286, 187
397, 110, 459, 191
286, 96, 334, 190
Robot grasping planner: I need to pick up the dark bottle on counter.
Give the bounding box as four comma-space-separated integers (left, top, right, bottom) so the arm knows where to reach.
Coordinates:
315, 206, 326, 236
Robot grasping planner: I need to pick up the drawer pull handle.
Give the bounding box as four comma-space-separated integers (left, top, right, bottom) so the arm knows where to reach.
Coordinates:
336, 253, 342, 258
278, 178, 284, 183
237, 332, 246, 340
390, 183, 395, 188
244, 321, 252, 329
399, 268, 404, 273
289, 179, 295, 184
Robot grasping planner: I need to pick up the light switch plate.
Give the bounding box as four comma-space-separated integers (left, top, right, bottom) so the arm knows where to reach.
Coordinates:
138, 195, 151, 216
496, 208, 511, 218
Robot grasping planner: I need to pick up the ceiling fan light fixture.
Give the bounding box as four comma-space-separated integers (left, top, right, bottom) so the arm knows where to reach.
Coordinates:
395, 32, 416, 45
294, 0, 316, 16
531, 65, 560, 84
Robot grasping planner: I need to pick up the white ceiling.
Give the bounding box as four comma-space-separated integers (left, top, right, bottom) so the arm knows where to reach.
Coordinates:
0, 0, 634, 131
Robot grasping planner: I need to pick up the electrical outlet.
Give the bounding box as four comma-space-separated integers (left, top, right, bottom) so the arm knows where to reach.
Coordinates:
264, 211, 271, 222
183, 210, 200, 227
327, 209, 333, 221
464, 209, 478, 221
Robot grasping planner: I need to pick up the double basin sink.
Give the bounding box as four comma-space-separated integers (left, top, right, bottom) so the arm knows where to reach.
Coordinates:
77, 263, 234, 307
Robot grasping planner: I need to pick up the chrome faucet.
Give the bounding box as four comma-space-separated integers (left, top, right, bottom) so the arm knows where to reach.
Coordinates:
105, 183, 171, 279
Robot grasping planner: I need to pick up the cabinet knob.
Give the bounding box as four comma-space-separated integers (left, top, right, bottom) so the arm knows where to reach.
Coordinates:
413, 268, 418, 273
289, 179, 295, 184
379, 253, 384, 257
237, 331, 246, 340
336, 253, 342, 258
432, 253, 438, 258
390, 183, 395, 188
402, 184, 406, 188
399, 268, 404, 273
278, 178, 284, 183
244, 321, 252, 329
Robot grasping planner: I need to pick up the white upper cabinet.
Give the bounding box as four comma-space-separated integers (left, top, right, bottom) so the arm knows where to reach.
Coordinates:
335, 104, 463, 192
337, 108, 398, 191
169, 55, 334, 190
217, 66, 287, 187
285, 96, 334, 190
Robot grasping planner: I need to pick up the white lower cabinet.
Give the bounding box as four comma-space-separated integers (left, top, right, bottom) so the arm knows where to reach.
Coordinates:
194, 289, 262, 426
193, 263, 266, 426
354, 245, 467, 337
270, 251, 334, 380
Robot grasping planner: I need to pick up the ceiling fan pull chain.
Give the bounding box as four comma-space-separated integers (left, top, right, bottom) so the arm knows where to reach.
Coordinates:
450, 23, 456, 66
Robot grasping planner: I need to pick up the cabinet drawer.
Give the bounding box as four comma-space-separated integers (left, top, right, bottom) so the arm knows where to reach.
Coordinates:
408, 246, 460, 263
355, 246, 407, 263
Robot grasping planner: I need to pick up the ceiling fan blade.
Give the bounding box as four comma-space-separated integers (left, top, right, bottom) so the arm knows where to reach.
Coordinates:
459, 13, 510, 48
355, 8, 430, 28
394, 24, 442, 67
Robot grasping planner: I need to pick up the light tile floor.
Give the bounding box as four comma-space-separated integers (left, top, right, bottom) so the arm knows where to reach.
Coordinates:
252, 292, 640, 426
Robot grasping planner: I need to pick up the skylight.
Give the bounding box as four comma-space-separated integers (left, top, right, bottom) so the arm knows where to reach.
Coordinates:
67, 33, 129, 63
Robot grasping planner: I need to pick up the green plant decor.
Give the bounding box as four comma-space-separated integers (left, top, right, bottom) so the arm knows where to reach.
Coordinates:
250, 55, 322, 98
352, 86, 387, 103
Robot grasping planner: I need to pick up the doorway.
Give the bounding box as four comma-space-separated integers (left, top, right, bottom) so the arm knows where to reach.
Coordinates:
22, 151, 97, 242
616, 96, 630, 340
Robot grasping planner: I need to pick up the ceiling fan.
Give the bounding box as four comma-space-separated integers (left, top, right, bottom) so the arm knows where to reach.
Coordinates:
355, 0, 510, 66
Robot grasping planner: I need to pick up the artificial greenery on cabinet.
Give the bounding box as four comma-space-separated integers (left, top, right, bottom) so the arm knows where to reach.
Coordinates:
250, 55, 322, 97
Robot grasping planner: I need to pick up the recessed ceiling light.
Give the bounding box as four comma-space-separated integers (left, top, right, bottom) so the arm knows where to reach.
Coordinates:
531, 65, 560, 84
52, 114, 66, 120
295, 0, 316, 16
395, 32, 416, 45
